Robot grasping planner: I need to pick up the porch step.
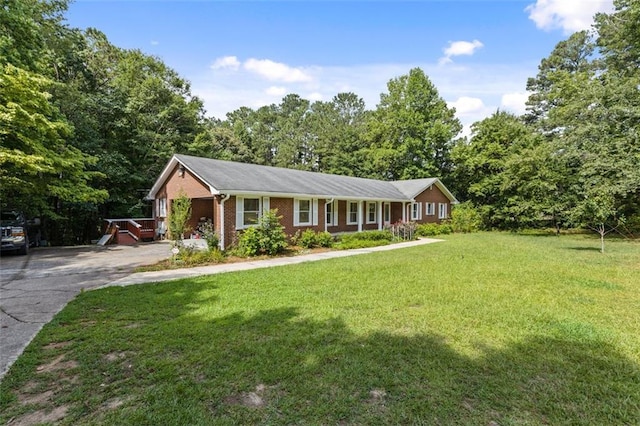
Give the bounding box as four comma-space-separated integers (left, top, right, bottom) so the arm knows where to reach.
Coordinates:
117, 232, 138, 246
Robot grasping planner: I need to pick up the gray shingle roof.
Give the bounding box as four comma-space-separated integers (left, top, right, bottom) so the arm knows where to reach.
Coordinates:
149, 154, 457, 202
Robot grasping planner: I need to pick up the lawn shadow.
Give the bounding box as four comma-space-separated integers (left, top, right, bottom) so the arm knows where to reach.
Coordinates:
4, 280, 639, 425
566, 246, 602, 252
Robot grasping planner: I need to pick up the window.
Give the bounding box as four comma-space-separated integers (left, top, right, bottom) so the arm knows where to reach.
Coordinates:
294, 198, 318, 226
295, 198, 311, 226
347, 201, 359, 225
157, 198, 167, 217
243, 198, 260, 226
366, 202, 377, 224
411, 202, 422, 221
439, 203, 448, 219
426, 202, 435, 216
383, 203, 391, 223
326, 200, 337, 226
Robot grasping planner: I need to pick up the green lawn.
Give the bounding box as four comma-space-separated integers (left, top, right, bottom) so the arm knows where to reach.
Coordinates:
2, 233, 639, 425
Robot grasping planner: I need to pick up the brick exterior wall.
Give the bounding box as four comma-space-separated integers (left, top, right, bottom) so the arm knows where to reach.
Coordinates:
155, 163, 455, 249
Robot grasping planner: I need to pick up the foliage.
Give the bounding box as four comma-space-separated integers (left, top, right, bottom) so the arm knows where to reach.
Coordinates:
168, 190, 191, 242
294, 229, 334, 249
335, 230, 393, 249
315, 231, 334, 248
364, 68, 462, 181
299, 228, 319, 248
237, 209, 288, 256
450, 202, 482, 233
416, 222, 453, 236
2, 233, 639, 425
198, 221, 219, 251
170, 244, 225, 267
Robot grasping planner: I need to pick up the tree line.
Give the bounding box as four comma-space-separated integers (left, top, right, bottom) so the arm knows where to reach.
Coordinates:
1, 0, 638, 245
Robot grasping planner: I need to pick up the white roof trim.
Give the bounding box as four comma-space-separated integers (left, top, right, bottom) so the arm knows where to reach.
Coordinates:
146, 155, 219, 199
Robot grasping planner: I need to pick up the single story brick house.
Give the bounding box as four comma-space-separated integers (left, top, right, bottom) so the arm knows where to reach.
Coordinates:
147, 154, 458, 249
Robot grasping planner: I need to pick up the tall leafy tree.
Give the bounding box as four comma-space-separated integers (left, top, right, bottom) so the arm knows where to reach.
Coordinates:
365, 68, 461, 181
451, 111, 543, 229
307, 93, 371, 176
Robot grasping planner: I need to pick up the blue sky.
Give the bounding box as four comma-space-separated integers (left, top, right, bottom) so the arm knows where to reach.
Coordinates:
65, 0, 614, 134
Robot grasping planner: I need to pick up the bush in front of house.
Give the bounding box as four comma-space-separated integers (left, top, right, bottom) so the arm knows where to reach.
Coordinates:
416, 222, 453, 236
299, 228, 318, 248
297, 229, 335, 249
198, 221, 220, 250
173, 244, 225, 266
237, 209, 288, 256
335, 230, 393, 250
450, 202, 482, 233
315, 231, 334, 248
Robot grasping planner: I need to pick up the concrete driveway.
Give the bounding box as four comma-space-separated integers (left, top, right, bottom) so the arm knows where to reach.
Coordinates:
0, 242, 173, 379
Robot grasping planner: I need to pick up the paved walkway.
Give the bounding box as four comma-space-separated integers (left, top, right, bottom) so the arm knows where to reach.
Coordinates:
106, 238, 443, 287
1, 238, 441, 379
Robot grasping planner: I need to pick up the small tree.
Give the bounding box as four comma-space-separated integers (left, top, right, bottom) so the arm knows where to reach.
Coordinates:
237, 209, 288, 256
168, 189, 192, 243
450, 202, 482, 233
571, 191, 619, 254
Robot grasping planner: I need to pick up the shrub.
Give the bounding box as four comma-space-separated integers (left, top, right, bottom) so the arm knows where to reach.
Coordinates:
416, 222, 452, 236
168, 189, 192, 242
237, 209, 288, 256
416, 223, 439, 236
335, 230, 393, 250
299, 228, 318, 248
316, 231, 334, 248
451, 202, 482, 233
171, 244, 225, 266
198, 221, 219, 250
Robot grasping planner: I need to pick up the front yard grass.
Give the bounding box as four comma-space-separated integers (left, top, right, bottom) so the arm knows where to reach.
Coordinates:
1, 232, 639, 424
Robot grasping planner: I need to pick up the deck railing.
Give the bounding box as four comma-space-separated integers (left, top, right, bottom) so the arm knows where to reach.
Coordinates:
103, 218, 156, 243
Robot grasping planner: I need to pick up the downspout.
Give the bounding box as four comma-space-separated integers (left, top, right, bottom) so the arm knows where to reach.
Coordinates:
325, 198, 334, 233
219, 194, 231, 250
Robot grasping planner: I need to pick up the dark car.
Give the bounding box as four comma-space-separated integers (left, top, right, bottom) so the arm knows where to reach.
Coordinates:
1, 210, 40, 255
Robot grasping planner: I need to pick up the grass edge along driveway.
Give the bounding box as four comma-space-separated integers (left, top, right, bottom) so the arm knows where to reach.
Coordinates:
1, 232, 639, 425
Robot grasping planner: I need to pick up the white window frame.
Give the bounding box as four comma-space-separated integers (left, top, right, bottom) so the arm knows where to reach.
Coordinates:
236, 196, 262, 229
383, 203, 391, 224
347, 201, 359, 225
293, 198, 318, 227
411, 202, 422, 221
366, 202, 377, 224
326, 200, 338, 226
438, 203, 448, 219
157, 197, 167, 217
426, 202, 435, 216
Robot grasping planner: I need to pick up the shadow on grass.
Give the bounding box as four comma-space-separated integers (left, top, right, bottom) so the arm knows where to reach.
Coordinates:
2, 280, 639, 425
566, 246, 603, 252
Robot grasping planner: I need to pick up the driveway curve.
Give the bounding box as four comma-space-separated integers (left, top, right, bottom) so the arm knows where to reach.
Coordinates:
0, 242, 173, 378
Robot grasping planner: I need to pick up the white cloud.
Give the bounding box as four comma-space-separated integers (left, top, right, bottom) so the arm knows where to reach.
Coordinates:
439, 40, 484, 65
244, 58, 313, 83
307, 92, 324, 102
194, 58, 535, 139
211, 56, 241, 70
265, 86, 287, 96
525, 0, 614, 34
501, 92, 529, 115
151, 40, 159, 46
448, 96, 485, 116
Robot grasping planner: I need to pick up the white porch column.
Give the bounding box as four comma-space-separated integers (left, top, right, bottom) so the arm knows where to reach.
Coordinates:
358, 201, 363, 232
402, 202, 407, 222
378, 201, 383, 230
